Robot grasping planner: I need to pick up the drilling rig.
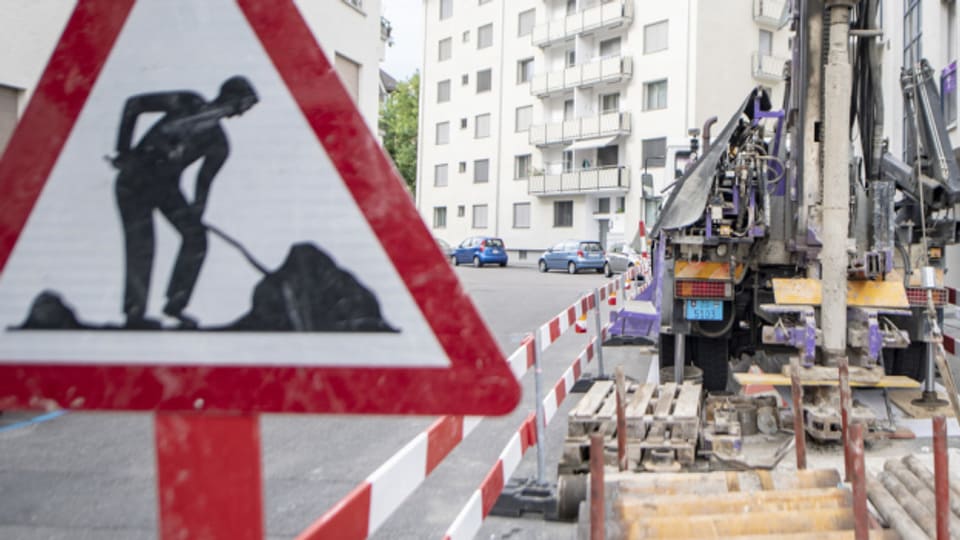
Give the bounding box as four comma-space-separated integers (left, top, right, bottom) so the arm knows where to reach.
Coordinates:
631, 0, 960, 439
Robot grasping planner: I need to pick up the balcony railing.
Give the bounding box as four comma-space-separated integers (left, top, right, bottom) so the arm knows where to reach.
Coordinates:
529, 112, 631, 147
528, 166, 630, 195
752, 52, 787, 81
753, 0, 786, 27
531, 0, 633, 48
530, 56, 633, 97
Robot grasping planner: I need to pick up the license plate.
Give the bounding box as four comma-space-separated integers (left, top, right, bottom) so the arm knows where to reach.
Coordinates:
685, 299, 723, 321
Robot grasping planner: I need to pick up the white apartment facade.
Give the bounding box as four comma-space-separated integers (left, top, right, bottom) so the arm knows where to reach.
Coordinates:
417, 0, 790, 259
0, 0, 389, 156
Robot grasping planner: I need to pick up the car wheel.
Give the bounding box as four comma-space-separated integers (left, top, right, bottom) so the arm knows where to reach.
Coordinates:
451, 255, 458, 266
538, 260, 548, 273
499, 262, 507, 267
603, 262, 612, 277
567, 262, 577, 275
473, 256, 482, 268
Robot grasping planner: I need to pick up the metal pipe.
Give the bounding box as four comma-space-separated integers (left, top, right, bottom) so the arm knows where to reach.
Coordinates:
903, 455, 960, 519
936, 416, 951, 540
867, 476, 930, 540
590, 432, 605, 540
885, 459, 960, 537
593, 289, 606, 377
615, 366, 628, 472
840, 358, 853, 481
791, 355, 807, 470
533, 331, 547, 485
820, 0, 853, 356
925, 341, 938, 395
850, 423, 868, 540
674, 333, 685, 385
878, 471, 938, 538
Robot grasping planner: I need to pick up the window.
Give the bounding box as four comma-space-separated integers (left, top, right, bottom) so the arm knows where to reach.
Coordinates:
563, 150, 573, 172
478, 24, 493, 49
458, 205, 465, 217
434, 164, 449, 186
597, 145, 618, 167
515, 154, 532, 179
644, 79, 668, 110
599, 37, 621, 58
474, 159, 490, 182
597, 197, 611, 214
438, 38, 452, 61
334, 53, 361, 104
518, 9, 536, 37
517, 58, 534, 84
513, 203, 531, 228
0, 85, 20, 157
433, 206, 447, 228
563, 99, 575, 121
644, 20, 668, 54
461, 73, 469, 85
460, 118, 468, 129
477, 69, 492, 92
759, 29, 773, 58
600, 93, 619, 114
642, 138, 667, 168
437, 79, 451, 103
440, 0, 452, 20
554, 200, 574, 227
617, 196, 626, 213
515, 105, 533, 132
436, 121, 450, 144
943, 62, 957, 125
473, 204, 489, 228
566, 49, 576, 68
459, 161, 467, 173
479, 0, 492, 4
463, 30, 470, 43
475, 113, 491, 138
904, 0, 922, 68
566, 0, 577, 15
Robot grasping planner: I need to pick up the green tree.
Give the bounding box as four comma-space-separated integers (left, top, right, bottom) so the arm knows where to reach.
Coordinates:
380, 73, 419, 194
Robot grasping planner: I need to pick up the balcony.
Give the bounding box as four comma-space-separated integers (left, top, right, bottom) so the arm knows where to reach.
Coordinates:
752, 52, 787, 81
529, 111, 631, 147
529, 166, 630, 196
530, 56, 633, 97
753, 0, 787, 27
531, 0, 633, 48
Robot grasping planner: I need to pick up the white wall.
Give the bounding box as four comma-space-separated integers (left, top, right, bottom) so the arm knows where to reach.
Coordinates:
0, 1, 74, 115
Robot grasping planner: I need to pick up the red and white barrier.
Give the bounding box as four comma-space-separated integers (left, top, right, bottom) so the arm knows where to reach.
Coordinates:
296, 282, 619, 539
443, 329, 608, 540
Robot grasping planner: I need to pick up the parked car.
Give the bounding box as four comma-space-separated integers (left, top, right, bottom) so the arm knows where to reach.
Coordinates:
452, 236, 508, 267
538, 240, 605, 274
435, 237, 454, 260
604, 242, 643, 277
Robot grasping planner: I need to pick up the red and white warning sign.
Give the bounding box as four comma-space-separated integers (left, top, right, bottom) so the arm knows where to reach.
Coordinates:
0, 0, 520, 415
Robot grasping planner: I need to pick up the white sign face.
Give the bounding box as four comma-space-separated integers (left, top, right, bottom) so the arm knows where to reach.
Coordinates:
0, 0, 448, 368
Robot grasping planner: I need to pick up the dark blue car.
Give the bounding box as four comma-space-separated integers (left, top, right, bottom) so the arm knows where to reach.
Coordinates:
538, 240, 605, 274
452, 236, 508, 267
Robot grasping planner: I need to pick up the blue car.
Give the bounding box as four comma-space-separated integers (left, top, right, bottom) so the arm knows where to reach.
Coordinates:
452, 236, 508, 267
539, 240, 605, 274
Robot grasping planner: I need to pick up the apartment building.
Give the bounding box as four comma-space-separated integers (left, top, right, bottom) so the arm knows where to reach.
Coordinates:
0, 0, 389, 156
417, 0, 790, 259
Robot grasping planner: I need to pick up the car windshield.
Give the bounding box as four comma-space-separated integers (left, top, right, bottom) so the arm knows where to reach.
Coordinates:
581, 242, 602, 252
485, 238, 504, 247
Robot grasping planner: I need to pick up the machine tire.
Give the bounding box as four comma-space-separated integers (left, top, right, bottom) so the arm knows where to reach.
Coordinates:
473, 256, 482, 268
538, 260, 548, 273
690, 336, 730, 392
568, 262, 577, 275
883, 342, 927, 383
557, 473, 587, 521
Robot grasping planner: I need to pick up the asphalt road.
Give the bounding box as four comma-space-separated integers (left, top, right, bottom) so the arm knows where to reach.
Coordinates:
0, 261, 653, 539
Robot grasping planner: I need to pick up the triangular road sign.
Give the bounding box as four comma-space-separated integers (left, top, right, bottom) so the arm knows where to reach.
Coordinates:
0, 0, 521, 415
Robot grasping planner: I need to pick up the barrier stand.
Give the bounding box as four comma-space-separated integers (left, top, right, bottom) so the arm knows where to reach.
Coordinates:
589, 432, 605, 540
489, 331, 560, 520
934, 415, 949, 540
155, 412, 263, 540
593, 288, 606, 378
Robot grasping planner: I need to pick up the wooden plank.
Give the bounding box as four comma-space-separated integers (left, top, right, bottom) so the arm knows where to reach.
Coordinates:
616, 487, 852, 517
624, 507, 855, 539
734, 372, 920, 388
782, 364, 885, 384
672, 383, 701, 419
625, 383, 657, 439
569, 380, 613, 417
652, 383, 677, 418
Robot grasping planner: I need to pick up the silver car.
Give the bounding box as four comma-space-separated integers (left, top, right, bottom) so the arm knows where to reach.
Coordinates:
603, 242, 643, 277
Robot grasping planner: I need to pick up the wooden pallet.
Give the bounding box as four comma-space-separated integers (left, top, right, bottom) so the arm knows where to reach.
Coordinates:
560, 381, 702, 473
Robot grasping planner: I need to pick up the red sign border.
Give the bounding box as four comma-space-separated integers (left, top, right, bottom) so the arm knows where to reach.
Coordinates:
0, 0, 520, 415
